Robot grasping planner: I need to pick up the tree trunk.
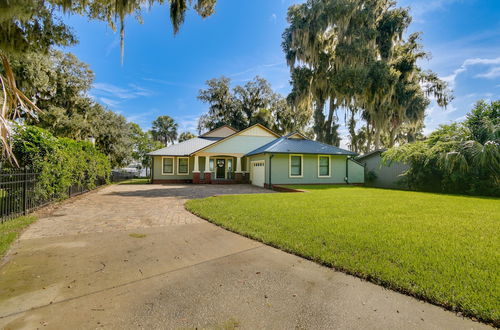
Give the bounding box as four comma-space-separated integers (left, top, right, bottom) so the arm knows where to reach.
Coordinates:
388, 128, 396, 148
313, 98, 326, 142
366, 122, 372, 151
374, 127, 381, 150
324, 97, 335, 143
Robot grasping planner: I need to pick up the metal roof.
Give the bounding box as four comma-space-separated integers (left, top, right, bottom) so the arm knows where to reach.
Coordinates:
246, 136, 357, 156
355, 148, 387, 161
147, 137, 221, 156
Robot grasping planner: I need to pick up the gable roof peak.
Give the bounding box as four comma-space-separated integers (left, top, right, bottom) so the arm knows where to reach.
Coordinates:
200, 125, 238, 138
284, 131, 308, 140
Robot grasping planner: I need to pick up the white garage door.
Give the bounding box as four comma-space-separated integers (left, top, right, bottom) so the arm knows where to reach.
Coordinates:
251, 161, 265, 187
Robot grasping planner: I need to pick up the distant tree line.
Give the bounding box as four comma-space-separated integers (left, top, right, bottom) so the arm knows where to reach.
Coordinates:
196, 76, 312, 136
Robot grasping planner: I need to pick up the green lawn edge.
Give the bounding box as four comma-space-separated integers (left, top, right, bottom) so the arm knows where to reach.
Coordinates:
185, 186, 500, 326
0, 216, 37, 259
117, 178, 150, 185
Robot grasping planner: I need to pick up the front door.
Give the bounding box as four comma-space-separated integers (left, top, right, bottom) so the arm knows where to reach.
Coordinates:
216, 159, 226, 179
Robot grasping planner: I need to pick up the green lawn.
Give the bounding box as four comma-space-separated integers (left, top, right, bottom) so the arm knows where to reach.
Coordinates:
0, 216, 37, 258
117, 178, 150, 185
186, 186, 500, 325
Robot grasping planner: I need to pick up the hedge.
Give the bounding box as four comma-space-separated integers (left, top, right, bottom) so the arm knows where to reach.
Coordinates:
10, 125, 110, 200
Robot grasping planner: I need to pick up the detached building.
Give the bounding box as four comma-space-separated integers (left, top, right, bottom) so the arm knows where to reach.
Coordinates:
356, 149, 409, 189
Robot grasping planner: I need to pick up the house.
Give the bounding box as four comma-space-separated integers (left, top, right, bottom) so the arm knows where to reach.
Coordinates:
356, 149, 409, 189
148, 124, 364, 188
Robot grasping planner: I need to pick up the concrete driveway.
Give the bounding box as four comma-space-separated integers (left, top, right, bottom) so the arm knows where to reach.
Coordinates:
0, 184, 490, 329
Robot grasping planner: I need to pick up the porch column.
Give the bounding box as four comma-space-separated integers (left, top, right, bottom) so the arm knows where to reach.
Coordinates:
192, 155, 200, 184
236, 157, 242, 173
204, 156, 211, 184
235, 156, 243, 183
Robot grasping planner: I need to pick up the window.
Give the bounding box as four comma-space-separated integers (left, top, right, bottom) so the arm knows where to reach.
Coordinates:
318, 155, 330, 177
177, 157, 189, 174
209, 159, 214, 171
289, 155, 303, 177
162, 157, 174, 175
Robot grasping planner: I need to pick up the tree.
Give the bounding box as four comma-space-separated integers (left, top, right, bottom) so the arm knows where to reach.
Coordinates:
130, 123, 163, 173
282, 0, 452, 150
9, 50, 96, 139
383, 100, 499, 196
197, 75, 310, 134
94, 107, 134, 168
179, 131, 196, 142
0, 1, 77, 163
464, 100, 499, 144
197, 76, 243, 131
1, 0, 218, 164
151, 115, 178, 146
6, 49, 138, 167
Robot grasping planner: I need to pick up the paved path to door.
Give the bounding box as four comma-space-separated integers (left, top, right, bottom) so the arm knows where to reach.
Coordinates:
0, 184, 490, 329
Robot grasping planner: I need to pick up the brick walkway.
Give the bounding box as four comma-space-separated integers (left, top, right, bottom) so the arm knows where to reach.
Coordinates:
23, 183, 271, 239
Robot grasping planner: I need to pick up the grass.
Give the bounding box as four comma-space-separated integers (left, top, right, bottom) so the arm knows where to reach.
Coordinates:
186, 186, 500, 325
0, 216, 37, 258
117, 178, 150, 185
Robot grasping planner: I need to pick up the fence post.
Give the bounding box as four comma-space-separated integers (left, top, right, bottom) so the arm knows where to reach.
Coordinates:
23, 167, 28, 215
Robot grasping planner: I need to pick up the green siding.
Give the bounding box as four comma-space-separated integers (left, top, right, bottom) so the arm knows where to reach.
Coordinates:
152, 156, 209, 180
249, 153, 365, 185
267, 154, 348, 185
361, 153, 409, 188
203, 136, 276, 154
347, 159, 365, 183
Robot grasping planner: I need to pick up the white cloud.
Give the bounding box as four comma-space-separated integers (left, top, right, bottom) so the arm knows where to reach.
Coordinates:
405, 0, 462, 20
99, 97, 120, 108
463, 57, 500, 66
228, 61, 285, 78
93, 82, 152, 99
270, 13, 277, 22
126, 109, 159, 126
175, 114, 200, 134
141, 77, 200, 89
476, 67, 500, 79
92, 82, 153, 110
423, 103, 459, 135
441, 56, 500, 88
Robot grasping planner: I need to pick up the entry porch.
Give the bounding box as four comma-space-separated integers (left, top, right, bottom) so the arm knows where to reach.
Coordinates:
151, 153, 250, 184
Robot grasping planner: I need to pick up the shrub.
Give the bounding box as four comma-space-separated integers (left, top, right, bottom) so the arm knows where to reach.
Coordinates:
383, 101, 499, 197
10, 125, 110, 200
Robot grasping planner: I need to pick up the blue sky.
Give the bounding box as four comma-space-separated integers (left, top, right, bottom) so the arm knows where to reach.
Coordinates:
61, 0, 500, 145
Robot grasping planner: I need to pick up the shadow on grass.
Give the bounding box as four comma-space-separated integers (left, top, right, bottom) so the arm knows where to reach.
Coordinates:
116, 178, 150, 185
292, 184, 500, 200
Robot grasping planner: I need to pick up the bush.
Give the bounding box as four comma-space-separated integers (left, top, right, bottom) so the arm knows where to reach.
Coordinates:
383, 101, 499, 197
10, 125, 110, 200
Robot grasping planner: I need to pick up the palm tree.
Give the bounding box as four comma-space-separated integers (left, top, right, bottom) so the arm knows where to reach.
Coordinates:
151, 115, 178, 146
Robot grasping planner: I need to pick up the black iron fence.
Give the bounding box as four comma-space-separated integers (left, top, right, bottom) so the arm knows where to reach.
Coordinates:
0, 168, 110, 223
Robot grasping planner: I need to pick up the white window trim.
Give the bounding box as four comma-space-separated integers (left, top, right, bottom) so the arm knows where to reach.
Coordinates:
318, 155, 331, 178
161, 157, 175, 175
177, 157, 190, 175
289, 154, 303, 178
